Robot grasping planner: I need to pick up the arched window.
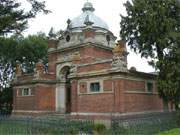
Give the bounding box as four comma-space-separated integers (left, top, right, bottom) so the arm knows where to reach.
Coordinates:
66, 35, 71, 42
106, 35, 110, 45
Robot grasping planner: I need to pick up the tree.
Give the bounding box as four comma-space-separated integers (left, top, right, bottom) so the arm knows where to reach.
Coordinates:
16, 33, 48, 73
0, 37, 18, 88
0, 0, 49, 113
120, 0, 180, 109
158, 43, 180, 109
0, 0, 50, 36
0, 33, 48, 89
0, 87, 13, 114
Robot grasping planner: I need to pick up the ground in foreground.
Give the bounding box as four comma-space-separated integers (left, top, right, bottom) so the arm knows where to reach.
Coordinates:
155, 128, 180, 135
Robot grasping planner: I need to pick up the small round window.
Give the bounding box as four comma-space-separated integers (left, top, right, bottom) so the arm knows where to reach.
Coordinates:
106, 35, 110, 42
66, 35, 70, 42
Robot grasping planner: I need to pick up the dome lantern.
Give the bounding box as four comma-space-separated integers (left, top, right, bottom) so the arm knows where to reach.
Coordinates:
69, 2, 109, 30
82, 2, 95, 12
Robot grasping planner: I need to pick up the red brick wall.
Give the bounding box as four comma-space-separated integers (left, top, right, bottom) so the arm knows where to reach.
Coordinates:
77, 93, 114, 113
17, 75, 35, 82
48, 40, 58, 73
113, 80, 125, 113
41, 73, 56, 80
48, 53, 57, 73
48, 40, 58, 49
125, 80, 145, 92
73, 78, 163, 114
84, 31, 95, 38
13, 88, 36, 110
13, 84, 56, 111
35, 84, 55, 111
80, 46, 113, 63
123, 79, 163, 113
79, 82, 87, 94
71, 80, 78, 112
124, 93, 163, 112
77, 63, 111, 73
103, 80, 113, 92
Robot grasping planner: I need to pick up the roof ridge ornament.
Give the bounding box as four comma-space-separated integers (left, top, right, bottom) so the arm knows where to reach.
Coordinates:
82, 1, 95, 12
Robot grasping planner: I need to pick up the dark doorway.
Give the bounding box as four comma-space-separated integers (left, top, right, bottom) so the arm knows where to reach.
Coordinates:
66, 80, 71, 113
61, 66, 71, 113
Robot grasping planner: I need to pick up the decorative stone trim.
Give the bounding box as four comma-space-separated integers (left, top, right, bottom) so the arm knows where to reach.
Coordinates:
78, 59, 112, 67
48, 42, 113, 55
13, 80, 57, 86
70, 110, 163, 117
13, 110, 54, 113
125, 91, 158, 95
78, 78, 114, 95
78, 91, 113, 96
17, 87, 34, 97
56, 63, 72, 80
112, 75, 154, 82
78, 79, 102, 94
48, 48, 56, 53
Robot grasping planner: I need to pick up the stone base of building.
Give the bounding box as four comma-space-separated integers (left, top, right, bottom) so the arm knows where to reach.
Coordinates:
12, 109, 172, 121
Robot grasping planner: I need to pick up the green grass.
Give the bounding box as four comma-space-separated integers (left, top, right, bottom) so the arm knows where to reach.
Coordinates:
0, 121, 30, 135
0, 116, 178, 135
155, 128, 180, 135
0, 118, 94, 135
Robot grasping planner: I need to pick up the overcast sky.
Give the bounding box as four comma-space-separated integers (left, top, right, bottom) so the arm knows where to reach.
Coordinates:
23, 0, 155, 73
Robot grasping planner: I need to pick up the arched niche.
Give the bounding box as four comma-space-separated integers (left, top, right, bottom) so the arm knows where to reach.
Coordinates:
56, 63, 71, 113
59, 66, 70, 82
56, 63, 71, 81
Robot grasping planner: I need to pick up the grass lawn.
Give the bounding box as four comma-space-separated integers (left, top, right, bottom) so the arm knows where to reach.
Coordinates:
0, 116, 178, 135
0, 118, 94, 135
155, 128, 180, 135
0, 121, 30, 135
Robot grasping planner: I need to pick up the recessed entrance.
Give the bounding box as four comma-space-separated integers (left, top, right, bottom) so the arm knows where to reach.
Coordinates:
60, 66, 71, 113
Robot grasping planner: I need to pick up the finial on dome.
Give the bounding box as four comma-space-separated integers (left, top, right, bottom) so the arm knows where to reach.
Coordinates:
67, 19, 71, 29
82, 1, 95, 12
84, 15, 94, 26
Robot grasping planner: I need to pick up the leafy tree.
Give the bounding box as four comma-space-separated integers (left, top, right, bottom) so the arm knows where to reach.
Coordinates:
0, 87, 13, 114
0, 0, 49, 113
158, 43, 180, 109
0, 0, 50, 36
0, 37, 18, 88
16, 33, 48, 73
0, 33, 48, 89
120, 0, 180, 109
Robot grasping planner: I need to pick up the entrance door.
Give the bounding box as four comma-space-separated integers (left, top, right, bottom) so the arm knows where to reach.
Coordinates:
66, 81, 71, 113
60, 66, 71, 113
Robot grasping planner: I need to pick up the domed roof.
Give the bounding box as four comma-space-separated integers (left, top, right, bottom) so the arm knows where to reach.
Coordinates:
69, 2, 109, 30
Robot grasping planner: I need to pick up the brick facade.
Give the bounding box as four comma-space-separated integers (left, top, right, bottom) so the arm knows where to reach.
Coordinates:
12, 38, 165, 117
13, 84, 56, 111
12, 2, 166, 118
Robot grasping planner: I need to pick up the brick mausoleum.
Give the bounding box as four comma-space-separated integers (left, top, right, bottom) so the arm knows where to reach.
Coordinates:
12, 2, 164, 118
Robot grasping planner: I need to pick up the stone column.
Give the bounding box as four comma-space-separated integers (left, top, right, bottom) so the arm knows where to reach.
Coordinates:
56, 82, 66, 113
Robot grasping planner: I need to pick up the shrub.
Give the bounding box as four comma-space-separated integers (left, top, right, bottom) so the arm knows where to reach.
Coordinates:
176, 109, 180, 126
93, 123, 106, 134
